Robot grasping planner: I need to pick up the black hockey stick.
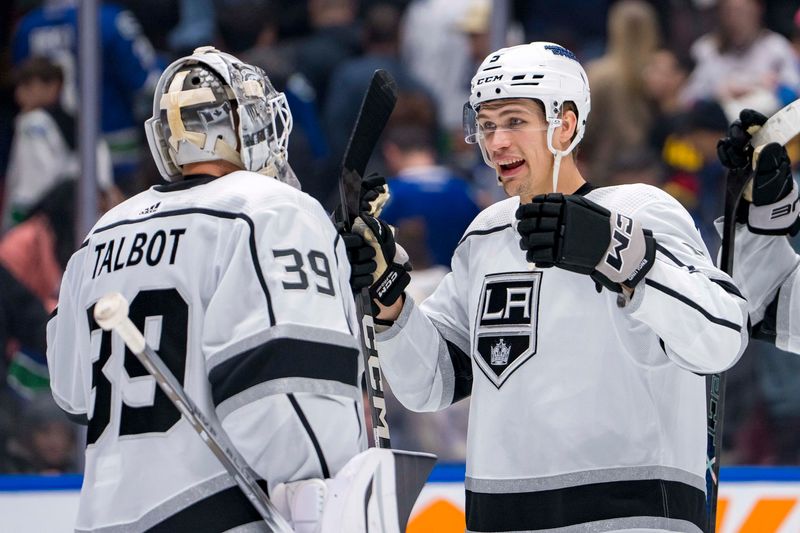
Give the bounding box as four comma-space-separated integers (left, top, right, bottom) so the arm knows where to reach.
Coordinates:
336, 69, 398, 449
706, 98, 800, 532
93, 293, 293, 533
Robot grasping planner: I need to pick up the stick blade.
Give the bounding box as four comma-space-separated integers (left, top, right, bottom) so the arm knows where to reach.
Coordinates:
339, 69, 398, 224
392, 450, 437, 532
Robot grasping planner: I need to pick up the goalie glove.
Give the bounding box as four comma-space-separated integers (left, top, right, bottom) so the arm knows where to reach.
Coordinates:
717, 108, 768, 170
743, 142, 800, 235
343, 215, 411, 306
516, 193, 656, 293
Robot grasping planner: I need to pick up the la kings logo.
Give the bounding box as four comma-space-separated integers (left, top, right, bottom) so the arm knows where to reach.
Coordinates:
474, 272, 541, 388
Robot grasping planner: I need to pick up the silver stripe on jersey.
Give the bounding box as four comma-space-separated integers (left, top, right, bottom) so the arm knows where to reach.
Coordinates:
207, 323, 360, 373
216, 377, 361, 420
467, 516, 703, 533
776, 264, 799, 351
375, 294, 416, 342
465, 465, 705, 493
77, 473, 247, 533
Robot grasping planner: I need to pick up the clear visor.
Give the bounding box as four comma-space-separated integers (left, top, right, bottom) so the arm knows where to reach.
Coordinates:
462, 101, 549, 144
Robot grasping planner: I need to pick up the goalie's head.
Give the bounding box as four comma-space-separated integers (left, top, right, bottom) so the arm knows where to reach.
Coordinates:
145, 46, 295, 185
463, 41, 591, 167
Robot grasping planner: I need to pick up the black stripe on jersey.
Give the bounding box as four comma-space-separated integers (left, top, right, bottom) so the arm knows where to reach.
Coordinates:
655, 243, 694, 270
90, 208, 276, 325
457, 224, 512, 247
446, 339, 473, 404
709, 278, 745, 299
465, 479, 705, 532
287, 393, 330, 478
209, 337, 359, 407
644, 279, 742, 332
751, 289, 780, 344
147, 479, 268, 532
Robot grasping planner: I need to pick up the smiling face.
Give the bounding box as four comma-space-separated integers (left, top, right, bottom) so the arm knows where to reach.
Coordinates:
477, 98, 578, 201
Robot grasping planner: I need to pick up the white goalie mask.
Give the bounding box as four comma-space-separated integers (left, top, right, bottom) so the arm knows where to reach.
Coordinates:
463, 42, 591, 191
145, 46, 298, 187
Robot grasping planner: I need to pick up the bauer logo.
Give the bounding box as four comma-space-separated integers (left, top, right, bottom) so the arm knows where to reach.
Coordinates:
473, 272, 541, 388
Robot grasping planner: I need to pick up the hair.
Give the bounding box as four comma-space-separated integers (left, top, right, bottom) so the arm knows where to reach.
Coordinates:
605, 0, 661, 94
14, 56, 63, 87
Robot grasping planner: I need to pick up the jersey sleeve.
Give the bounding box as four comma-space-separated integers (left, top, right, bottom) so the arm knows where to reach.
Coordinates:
203, 196, 363, 483
622, 192, 748, 374
376, 236, 473, 412
728, 223, 800, 354
45, 249, 90, 425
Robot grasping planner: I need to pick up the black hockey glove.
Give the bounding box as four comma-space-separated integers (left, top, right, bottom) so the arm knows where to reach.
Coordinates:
346, 215, 411, 306
743, 142, 800, 235
717, 108, 768, 170
516, 193, 656, 292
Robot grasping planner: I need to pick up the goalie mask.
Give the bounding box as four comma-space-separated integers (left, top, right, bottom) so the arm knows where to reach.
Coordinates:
145, 46, 298, 188
463, 41, 591, 191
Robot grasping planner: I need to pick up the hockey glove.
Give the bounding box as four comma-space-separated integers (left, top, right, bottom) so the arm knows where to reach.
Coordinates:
516, 193, 656, 292
360, 173, 390, 217
344, 215, 411, 306
742, 142, 800, 235
717, 108, 768, 170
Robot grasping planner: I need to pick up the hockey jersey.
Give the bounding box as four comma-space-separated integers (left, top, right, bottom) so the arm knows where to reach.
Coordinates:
47, 172, 366, 532
378, 183, 748, 533
726, 221, 800, 354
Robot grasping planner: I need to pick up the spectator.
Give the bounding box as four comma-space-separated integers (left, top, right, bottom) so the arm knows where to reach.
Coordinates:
2, 57, 116, 230
681, 0, 800, 119
294, 0, 361, 105
12, 0, 163, 192
323, 2, 430, 178
581, 0, 661, 186
642, 48, 694, 156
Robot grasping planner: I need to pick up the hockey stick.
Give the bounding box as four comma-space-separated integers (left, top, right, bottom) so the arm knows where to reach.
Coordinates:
93, 293, 293, 533
336, 69, 398, 449
706, 98, 800, 533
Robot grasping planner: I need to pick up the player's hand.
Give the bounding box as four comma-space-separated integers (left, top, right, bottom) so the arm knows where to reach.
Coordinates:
744, 142, 800, 235
516, 193, 656, 292
717, 108, 768, 170
342, 215, 411, 306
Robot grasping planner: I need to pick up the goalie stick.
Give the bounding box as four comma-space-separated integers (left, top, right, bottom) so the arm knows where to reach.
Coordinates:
334, 69, 436, 532
706, 98, 800, 533
336, 69, 398, 450
93, 293, 293, 533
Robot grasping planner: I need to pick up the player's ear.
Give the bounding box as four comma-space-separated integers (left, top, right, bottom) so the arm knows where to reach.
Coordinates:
557, 107, 578, 148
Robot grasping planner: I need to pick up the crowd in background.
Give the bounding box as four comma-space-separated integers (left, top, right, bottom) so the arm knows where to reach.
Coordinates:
1, 0, 800, 474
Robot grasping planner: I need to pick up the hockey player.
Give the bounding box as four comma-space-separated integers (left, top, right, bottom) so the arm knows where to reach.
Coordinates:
717, 109, 800, 354
344, 42, 749, 532
46, 47, 399, 532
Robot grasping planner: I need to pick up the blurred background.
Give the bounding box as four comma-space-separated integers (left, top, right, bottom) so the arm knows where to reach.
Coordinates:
1, 0, 800, 475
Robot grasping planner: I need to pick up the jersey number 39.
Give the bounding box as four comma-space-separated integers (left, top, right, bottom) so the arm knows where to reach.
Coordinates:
86, 288, 188, 445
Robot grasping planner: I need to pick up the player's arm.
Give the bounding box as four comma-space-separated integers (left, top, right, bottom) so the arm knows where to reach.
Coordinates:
204, 200, 363, 484
718, 109, 800, 353
45, 251, 90, 425
343, 214, 473, 412
516, 192, 748, 374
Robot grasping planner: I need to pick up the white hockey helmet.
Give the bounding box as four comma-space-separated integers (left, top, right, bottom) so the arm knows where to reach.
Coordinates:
464, 42, 591, 190
145, 46, 297, 186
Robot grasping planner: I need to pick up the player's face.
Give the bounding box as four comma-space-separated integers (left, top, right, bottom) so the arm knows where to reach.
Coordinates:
477, 99, 553, 202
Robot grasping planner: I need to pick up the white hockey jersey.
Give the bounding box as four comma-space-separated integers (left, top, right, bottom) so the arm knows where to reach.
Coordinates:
378, 183, 748, 533
47, 171, 366, 532
726, 221, 800, 354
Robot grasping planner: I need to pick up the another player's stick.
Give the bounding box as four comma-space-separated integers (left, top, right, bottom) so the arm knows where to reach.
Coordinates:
706, 98, 800, 533
336, 69, 398, 449
93, 293, 293, 533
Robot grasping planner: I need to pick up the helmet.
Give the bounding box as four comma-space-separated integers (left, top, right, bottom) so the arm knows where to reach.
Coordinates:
145, 46, 297, 186
464, 42, 591, 190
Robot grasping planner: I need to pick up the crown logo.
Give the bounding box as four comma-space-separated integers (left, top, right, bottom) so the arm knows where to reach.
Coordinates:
490, 338, 511, 366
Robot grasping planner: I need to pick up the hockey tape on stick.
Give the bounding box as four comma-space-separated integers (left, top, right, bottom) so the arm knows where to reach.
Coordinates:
94, 293, 293, 533
751, 98, 800, 149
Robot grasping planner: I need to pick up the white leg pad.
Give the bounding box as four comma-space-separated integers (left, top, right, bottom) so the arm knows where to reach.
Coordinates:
271, 478, 327, 533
